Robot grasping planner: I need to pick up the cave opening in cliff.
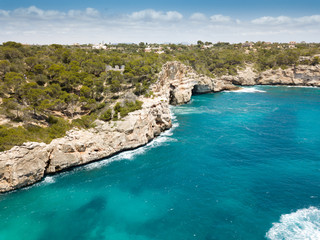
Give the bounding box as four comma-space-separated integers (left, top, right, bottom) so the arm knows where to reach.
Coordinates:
192, 84, 211, 95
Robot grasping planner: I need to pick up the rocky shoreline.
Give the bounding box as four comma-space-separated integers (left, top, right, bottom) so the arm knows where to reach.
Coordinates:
219, 64, 320, 87
1, 61, 319, 193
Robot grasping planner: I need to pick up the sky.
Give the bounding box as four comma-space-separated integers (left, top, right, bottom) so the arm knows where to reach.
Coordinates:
1, 0, 320, 44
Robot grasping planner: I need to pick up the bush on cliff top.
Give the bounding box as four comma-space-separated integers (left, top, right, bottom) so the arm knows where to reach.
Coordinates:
1, 41, 320, 151
0, 118, 71, 151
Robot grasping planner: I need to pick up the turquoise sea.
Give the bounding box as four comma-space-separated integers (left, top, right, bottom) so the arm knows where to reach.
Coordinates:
0, 86, 320, 240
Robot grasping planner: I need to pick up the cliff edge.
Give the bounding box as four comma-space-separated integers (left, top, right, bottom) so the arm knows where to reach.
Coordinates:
1, 61, 319, 193
219, 64, 320, 87
0, 61, 233, 193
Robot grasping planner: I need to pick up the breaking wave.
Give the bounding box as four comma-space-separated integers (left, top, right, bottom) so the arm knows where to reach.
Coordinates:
43, 176, 55, 184
31, 176, 56, 189
266, 207, 320, 240
226, 87, 266, 93
286, 85, 317, 88
84, 112, 179, 170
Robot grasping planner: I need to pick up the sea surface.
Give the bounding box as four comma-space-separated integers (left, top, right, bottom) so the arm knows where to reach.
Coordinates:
0, 86, 320, 240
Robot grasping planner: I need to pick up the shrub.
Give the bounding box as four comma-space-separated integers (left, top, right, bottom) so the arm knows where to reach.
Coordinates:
100, 109, 112, 122
113, 100, 143, 118
72, 114, 97, 129
46, 115, 59, 125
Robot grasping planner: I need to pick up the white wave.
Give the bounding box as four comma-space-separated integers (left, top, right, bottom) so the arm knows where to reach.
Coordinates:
11, 175, 57, 193
30, 176, 56, 189
172, 106, 220, 115
266, 207, 320, 240
171, 107, 200, 115
84, 114, 179, 170
43, 176, 55, 184
226, 87, 266, 93
286, 85, 318, 89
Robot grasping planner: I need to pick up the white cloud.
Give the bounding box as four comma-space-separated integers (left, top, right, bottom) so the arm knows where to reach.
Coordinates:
190, 13, 208, 21
0, 6, 319, 44
68, 8, 100, 18
296, 15, 320, 24
0, 10, 10, 17
3, 6, 100, 20
12, 6, 64, 19
251, 16, 292, 25
252, 15, 320, 25
210, 14, 232, 23
128, 9, 183, 22
84, 8, 100, 17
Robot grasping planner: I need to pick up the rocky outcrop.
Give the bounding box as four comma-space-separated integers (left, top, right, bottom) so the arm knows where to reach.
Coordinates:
0, 98, 172, 192
1, 61, 319, 193
0, 142, 50, 191
45, 98, 171, 174
153, 61, 238, 105
220, 64, 320, 87
1, 61, 236, 193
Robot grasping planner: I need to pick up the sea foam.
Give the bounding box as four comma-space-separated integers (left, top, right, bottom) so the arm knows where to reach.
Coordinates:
30, 176, 56, 189
286, 85, 317, 88
84, 111, 179, 170
226, 87, 266, 93
43, 176, 55, 184
266, 207, 320, 240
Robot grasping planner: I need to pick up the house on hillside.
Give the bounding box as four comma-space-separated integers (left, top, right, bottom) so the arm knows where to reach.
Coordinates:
242, 42, 254, 48
92, 43, 107, 50
106, 65, 125, 74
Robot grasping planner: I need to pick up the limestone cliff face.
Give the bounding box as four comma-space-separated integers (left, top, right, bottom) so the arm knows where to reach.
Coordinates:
219, 64, 320, 87
0, 98, 171, 192
1, 61, 319, 193
1, 61, 235, 193
153, 61, 237, 105
0, 142, 50, 191
45, 98, 171, 174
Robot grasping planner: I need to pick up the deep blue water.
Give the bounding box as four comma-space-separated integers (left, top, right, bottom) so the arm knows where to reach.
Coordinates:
0, 86, 320, 240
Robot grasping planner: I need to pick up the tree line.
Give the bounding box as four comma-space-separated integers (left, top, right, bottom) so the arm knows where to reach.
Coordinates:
0, 41, 319, 151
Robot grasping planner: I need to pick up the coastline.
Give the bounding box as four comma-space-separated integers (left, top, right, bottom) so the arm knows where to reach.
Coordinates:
1, 61, 320, 193
4, 113, 179, 195
0, 96, 172, 193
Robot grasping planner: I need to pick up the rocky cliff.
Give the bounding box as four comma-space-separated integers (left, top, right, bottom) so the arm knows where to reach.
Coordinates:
1, 61, 232, 193
152, 61, 237, 105
219, 64, 320, 87
0, 98, 172, 192
1, 61, 319, 193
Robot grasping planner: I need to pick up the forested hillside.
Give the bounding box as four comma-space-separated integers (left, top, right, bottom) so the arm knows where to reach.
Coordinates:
0, 41, 319, 151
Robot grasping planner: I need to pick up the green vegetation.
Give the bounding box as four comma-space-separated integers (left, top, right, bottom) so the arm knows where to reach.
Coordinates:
113, 100, 143, 120
0, 118, 71, 151
1, 41, 320, 151
0, 42, 169, 151
172, 41, 320, 76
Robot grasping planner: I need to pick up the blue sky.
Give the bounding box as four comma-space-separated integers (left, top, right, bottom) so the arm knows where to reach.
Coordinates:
2, 0, 320, 16
1, 0, 320, 44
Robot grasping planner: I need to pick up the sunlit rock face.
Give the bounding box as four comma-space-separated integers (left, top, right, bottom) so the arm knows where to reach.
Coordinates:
153, 61, 237, 105
1, 61, 319, 193
219, 64, 320, 87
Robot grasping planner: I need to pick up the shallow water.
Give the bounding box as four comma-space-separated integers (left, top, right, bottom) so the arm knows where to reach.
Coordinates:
0, 86, 320, 240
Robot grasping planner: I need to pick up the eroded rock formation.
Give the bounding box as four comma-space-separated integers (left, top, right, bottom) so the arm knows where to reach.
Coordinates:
219, 64, 320, 87
0, 61, 319, 193
153, 61, 237, 105
0, 98, 171, 192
